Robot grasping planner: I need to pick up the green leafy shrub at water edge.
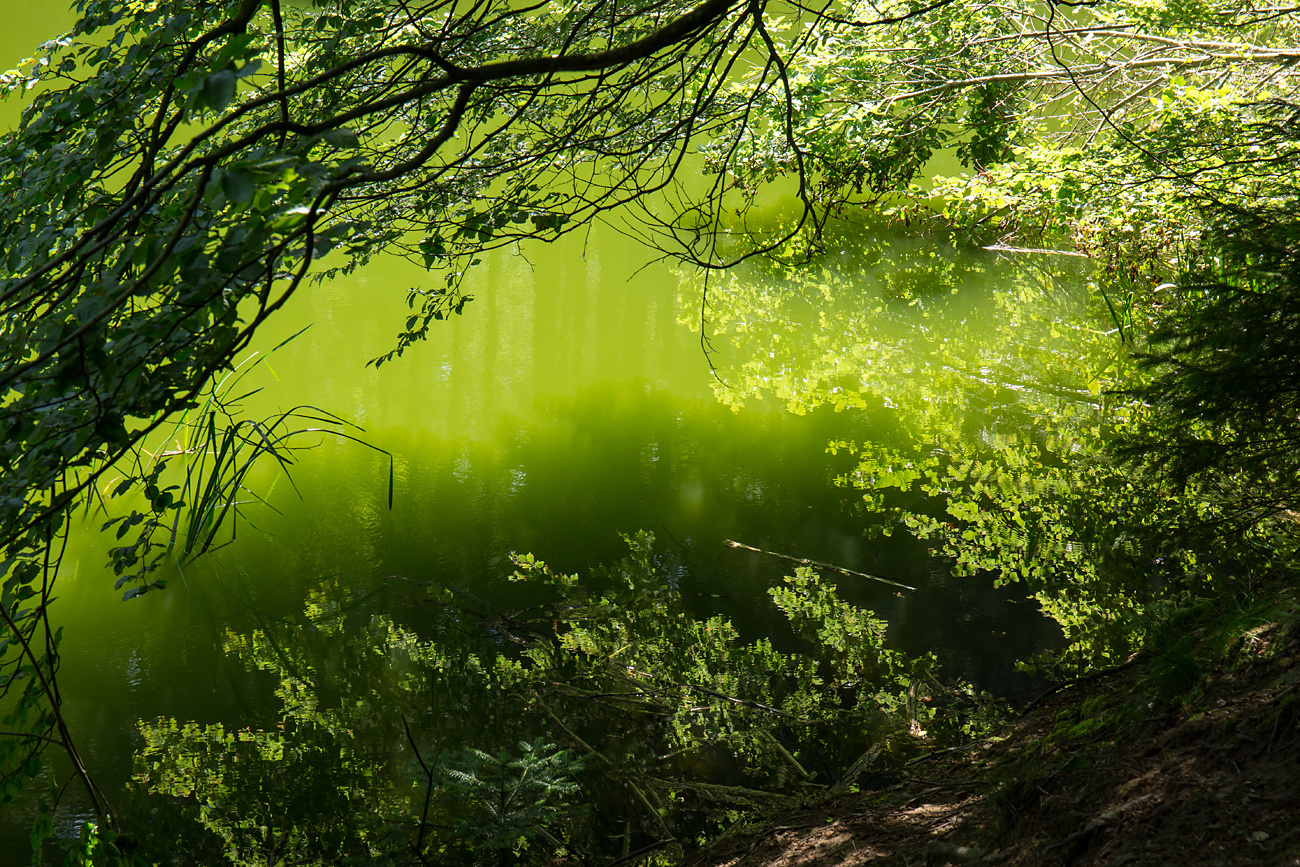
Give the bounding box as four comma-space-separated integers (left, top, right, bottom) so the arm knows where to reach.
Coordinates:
121, 533, 984, 866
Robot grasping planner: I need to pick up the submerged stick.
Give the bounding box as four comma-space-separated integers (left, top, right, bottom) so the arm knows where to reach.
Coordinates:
643, 776, 802, 808
724, 540, 917, 591
982, 244, 1089, 258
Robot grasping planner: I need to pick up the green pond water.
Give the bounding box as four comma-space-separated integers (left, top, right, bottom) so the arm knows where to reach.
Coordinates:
0, 7, 1120, 858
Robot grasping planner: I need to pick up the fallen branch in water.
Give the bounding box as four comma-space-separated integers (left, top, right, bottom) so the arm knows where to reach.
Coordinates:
983, 244, 1090, 257
826, 743, 882, 797
642, 776, 804, 808
724, 540, 917, 591
622, 667, 796, 717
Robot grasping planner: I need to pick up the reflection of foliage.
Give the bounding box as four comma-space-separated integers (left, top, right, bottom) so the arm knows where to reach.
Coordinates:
130, 535, 968, 865
916, 93, 1300, 669
137, 717, 410, 866
425, 739, 586, 864
834, 425, 1280, 670
683, 224, 1293, 671
133, 593, 437, 865
684, 222, 1121, 430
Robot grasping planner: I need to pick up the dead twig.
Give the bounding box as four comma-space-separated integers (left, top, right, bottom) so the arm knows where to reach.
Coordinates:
724, 540, 916, 591
1018, 654, 1146, 716
1044, 794, 1154, 853
926, 840, 988, 862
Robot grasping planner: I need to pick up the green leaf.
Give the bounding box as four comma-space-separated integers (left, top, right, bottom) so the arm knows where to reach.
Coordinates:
200, 68, 238, 112
321, 128, 360, 148
222, 168, 255, 205
235, 58, 263, 79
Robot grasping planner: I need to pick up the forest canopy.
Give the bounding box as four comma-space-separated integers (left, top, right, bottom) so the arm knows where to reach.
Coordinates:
2, 0, 1300, 862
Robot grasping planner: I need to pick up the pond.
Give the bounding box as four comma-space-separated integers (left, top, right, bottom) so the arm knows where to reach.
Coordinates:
1, 9, 1117, 863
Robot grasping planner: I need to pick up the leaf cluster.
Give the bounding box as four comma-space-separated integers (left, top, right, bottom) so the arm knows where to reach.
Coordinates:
125, 535, 972, 865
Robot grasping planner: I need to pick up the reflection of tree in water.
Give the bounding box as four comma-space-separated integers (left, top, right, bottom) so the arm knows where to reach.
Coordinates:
679, 224, 1187, 672
132, 585, 445, 865
680, 222, 1120, 432
131, 536, 989, 866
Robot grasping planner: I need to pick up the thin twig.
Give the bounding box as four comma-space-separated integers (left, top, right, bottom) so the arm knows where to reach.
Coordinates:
983, 244, 1090, 258
1018, 654, 1146, 716
725, 540, 917, 591
401, 714, 436, 862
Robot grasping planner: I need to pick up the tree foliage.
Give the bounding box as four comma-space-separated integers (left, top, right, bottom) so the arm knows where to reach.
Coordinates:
1118, 101, 1300, 522
714, 0, 1300, 210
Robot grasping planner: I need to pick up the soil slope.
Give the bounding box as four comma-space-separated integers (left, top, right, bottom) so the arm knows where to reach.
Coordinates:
682, 596, 1300, 867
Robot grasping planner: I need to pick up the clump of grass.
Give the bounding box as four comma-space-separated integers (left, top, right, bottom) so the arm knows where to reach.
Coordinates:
101, 328, 393, 593
162, 329, 393, 566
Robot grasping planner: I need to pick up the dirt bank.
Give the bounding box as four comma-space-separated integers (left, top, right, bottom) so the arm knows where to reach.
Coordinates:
682, 593, 1300, 867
